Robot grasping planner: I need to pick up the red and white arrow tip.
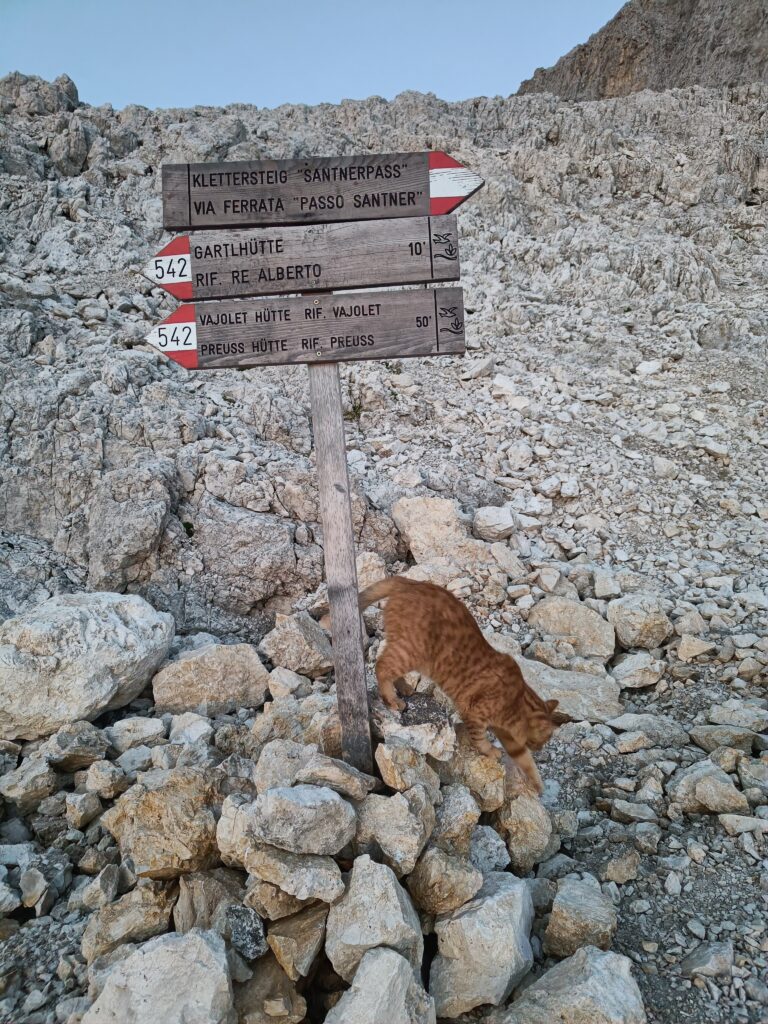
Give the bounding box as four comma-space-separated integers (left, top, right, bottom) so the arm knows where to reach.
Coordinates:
143, 236, 192, 299
428, 152, 484, 215
145, 305, 198, 369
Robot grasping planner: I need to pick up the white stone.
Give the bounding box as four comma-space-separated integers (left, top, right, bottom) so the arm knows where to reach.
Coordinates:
325, 855, 423, 982
325, 948, 435, 1024
169, 712, 214, 745
0, 593, 173, 741
496, 945, 646, 1024
528, 598, 615, 660
153, 642, 270, 715
430, 872, 533, 1018
80, 929, 235, 1024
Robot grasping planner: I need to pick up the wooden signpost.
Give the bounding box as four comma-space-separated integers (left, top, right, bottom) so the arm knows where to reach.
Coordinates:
146, 151, 484, 774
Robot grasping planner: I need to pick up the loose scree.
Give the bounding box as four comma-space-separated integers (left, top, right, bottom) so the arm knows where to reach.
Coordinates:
144, 150, 484, 771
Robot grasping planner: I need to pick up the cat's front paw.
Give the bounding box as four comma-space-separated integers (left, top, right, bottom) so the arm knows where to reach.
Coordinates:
385, 696, 407, 712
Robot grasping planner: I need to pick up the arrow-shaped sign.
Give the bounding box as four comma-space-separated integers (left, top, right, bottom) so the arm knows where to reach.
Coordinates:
144, 215, 461, 302
144, 287, 465, 371
162, 152, 483, 230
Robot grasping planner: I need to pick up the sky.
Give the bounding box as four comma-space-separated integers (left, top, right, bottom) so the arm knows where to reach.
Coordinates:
0, 0, 624, 110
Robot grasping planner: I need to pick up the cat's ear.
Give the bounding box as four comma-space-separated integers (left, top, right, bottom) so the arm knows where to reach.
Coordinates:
545, 699, 559, 713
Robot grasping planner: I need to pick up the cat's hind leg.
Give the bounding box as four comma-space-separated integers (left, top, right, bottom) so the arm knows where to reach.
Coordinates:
375, 649, 409, 712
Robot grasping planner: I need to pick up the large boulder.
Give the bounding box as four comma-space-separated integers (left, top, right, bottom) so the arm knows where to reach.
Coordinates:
607, 595, 673, 650
519, 658, 622, 723
430, 872, 533, 1018
153, 642, 270, 715
81, 881, 176, 963
80, 929, 235, 1024
543, 876, 618, 957
666, 761, 750, 815
485, 945, 646, 1024
391, 497, 493, 571
325, 948, 435, 1024
101, 768, 221, 879
528, 598, 615, 660
325, 855, 422, 982
247, 785, 356, 855
0, 593, 173, 740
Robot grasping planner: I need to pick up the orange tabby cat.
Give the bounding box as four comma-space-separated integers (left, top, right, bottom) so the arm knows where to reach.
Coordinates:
358, 577, 558, 793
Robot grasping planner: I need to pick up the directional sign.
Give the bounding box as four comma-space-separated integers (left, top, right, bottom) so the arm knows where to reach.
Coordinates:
145, 287, 465, 370
145, 215, 460, 301
162, 152, 484, 230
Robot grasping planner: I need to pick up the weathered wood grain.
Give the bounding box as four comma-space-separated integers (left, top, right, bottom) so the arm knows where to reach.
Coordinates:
147, 287, 466, 370
308, 360, 373, 773
148, 216, 460, 300
163, 153, 431, 229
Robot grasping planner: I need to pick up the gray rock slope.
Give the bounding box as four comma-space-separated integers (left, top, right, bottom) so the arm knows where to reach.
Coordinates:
519, 0, 768, 100
1, 71, 766, 649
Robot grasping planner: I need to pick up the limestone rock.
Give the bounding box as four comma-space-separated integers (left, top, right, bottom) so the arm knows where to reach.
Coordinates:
666, 761, 749, 815
259, 612, 332, 678
432, 783, 481, 854
372, 694, 456, 761
266, 903, 328, 980
474, 505, 518, 541
0, 755, 61, 814
42, 721, 108, 770
608, 713, 689, 749
609, 653, 664, 690
174, 869, 268, 961
519, 658, 622, 723
244, 879, 312, 922
517, 0, 768, 100
268, 667, 311, 700
81, 929, 235, 1024
431, 727, 506, 811
407, 845, 483, 915
254, 739, 316, 794
392, 497, 492, 571
325, 855, 423, 981
66, 791, 102, 828
245, 844, 344, 904
375, 743, 441, 803
469, 824, 511, 876
234, 952, 306, 1024
543, 876, 618, 957
708, 699, 768, 733
681, 941, 734, 978
325, 948, 435, 1024
101, 767, 221, 878
105, 716, 165, 753
487, 945, 646, 1024
0, 592, 173, 741
85, 760, 128, 800
528, 598, 615, 660
690, 724, 755, 754
354, 786, 434, 875
430, 872, 534, 1017
607, 594, 672, 650
153, 642, 270, 715
169, 712, 214, 745
81, 881, 175, 962
294, 751, 378, 801
249, 785, 356, 855
493, 789, 553, 874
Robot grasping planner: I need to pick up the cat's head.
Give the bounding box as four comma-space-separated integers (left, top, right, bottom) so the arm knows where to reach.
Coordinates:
527, 697, 559, 750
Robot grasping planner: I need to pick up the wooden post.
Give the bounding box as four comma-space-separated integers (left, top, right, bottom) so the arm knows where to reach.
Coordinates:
308, 359, 373, 774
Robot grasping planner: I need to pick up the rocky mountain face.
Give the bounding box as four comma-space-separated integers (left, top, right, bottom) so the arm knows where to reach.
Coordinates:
519, 0, 768, 100
0, 70, 767, 1024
